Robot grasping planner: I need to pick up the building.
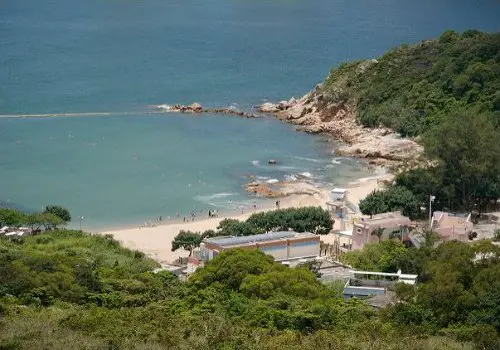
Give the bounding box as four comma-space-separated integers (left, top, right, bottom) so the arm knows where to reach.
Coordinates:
343, 270, 418, 305
201, 231, 320, 261
431, 211, 472, 243
352, 211, 412, 250
326, 188, 348, 219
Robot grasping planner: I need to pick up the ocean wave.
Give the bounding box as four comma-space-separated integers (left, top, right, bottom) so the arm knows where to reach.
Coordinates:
195, 192, 237, 202
266, 179, 279, 184
294, 156, 321, 163
276, 165, 299, 171
251, 160, 260, 166
299, 172, 313, 178
256, 176, 270, 180
331, 158, 342, 165
284, 174, 297, 182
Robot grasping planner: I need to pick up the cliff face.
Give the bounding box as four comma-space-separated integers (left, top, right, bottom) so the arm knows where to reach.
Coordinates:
258, 65, 423, 167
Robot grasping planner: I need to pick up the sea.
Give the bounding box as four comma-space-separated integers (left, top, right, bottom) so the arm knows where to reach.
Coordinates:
1, 0, 499, 230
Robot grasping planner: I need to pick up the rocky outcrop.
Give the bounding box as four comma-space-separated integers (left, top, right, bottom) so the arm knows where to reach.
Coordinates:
245, 180, 320, 198
152, 103, 261, 118
257, 82, 423, 166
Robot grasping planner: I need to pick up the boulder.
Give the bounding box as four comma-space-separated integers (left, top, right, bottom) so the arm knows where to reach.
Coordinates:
189, 102, 203, 111
258, 102, 279, 113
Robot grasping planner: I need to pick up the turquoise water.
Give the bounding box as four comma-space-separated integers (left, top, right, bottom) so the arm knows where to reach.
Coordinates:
1, 0, 500, 229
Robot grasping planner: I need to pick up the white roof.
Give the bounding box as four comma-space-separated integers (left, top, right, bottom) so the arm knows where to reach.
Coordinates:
353, 270, 418, 279
337, 230, 353, 237
331, 188, 347, 193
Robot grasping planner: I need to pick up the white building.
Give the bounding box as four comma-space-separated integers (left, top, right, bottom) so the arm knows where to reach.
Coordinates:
201, 231, 320, 262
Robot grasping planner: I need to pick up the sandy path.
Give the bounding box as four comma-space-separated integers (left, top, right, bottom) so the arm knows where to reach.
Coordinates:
103, 175, 391, 264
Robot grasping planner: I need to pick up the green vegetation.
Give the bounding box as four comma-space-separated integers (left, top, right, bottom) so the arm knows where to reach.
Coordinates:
0, 206, 70, 231
2, 30, 500, 349
359, 186, 420, 219
170, 207, 333, 254
324, 30, 500, 213
1, 230, 499, 349
44, 205, 72, 223
324, 30, 499, 136
171, 230, 203, 256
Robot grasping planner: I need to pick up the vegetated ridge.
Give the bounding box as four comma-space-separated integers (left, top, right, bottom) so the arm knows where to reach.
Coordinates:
260, 30, 499, 167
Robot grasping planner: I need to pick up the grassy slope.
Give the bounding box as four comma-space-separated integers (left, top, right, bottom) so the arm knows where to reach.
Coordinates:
322, 30, 500, 136
0, 231, 476, 349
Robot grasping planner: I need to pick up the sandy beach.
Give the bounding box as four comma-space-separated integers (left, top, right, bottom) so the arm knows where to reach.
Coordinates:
103, 175, 391, 264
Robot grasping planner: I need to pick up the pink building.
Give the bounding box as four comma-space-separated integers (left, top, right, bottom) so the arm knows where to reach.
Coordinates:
431, 211, 472, 242
352, 211, 412, 250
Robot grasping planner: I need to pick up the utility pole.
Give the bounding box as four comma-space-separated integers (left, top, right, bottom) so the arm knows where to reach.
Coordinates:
429, 195, 435, 227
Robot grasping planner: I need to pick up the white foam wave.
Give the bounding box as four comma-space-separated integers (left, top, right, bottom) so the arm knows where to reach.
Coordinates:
195, 192, 237, 201
266, 179, 279, 184
331, 158, 342, 165
284, 174, 297, 182
299, 172, 312, 178
251, 160, 260, 166
294, 156, 320, 163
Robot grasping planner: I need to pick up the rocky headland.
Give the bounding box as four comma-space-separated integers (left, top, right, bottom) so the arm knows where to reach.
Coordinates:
257, 80, 423, 167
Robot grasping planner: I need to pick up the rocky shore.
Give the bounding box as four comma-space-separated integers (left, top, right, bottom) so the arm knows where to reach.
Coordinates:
245, 180, 321, 198
153, 103, 261, 118
257, 86, 423, 166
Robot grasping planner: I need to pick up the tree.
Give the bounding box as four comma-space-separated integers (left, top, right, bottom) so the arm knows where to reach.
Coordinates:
26, 212, 64, 231
171, 230, 202, 256
189, 249, 276, 290
359, 186, 421, 219
341, 240, 408, 272
44, 205, 71, 223
358, 190, 388, 218
372, 227, 384, 243
0, 208, 27, 227
423, 110, 500, 211
216, 219, 260, 236
246, 207, 333, 234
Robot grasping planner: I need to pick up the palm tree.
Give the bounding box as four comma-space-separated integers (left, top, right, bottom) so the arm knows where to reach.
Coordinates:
371, 226, 385, 243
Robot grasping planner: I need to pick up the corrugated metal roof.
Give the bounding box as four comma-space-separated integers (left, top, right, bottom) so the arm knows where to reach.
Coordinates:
204, 231, 313, 247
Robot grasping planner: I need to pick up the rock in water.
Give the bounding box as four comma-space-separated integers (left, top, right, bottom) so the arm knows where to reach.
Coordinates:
189, 102, 203, 112
258, 102, 279, 113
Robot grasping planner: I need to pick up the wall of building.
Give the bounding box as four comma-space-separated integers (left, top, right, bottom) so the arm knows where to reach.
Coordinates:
259, 244, 288, 260
352, 227, 369, 250
288, 240, 319, 259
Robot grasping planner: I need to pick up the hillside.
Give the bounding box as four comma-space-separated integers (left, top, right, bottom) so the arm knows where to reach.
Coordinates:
324, 30, 500, 136
260, 30, 499, 165
1, 230, 500, 349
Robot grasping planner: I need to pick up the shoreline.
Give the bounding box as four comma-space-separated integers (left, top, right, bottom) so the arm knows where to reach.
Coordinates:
102, 174, 391, 264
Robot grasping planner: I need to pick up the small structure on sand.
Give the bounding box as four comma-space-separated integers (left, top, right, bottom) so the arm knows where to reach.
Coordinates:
326, 188, 348, 219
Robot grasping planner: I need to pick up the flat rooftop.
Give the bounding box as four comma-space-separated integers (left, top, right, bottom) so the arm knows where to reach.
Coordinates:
204, 231, 316, 248
355, 211, 411, 229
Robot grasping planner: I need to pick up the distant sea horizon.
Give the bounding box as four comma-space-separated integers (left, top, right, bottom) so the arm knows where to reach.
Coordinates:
1, 0, 499, 229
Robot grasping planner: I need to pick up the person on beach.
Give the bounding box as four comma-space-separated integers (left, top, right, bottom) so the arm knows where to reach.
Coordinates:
208, 210, 212, 218
253, 200, 257, 210
275, 200, 279, 209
